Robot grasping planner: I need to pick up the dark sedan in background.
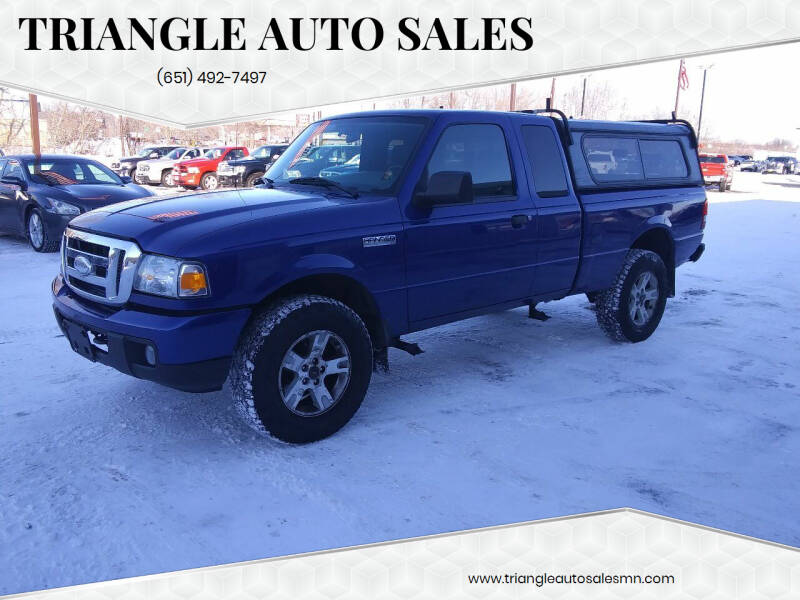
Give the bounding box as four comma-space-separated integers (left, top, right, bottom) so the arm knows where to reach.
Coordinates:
0, 155, 153, 252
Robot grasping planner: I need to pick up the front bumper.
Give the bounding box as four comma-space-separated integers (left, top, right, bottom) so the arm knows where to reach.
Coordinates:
113, 166, 134, 177
218, 173, 243, 187
134, 170, 157, 184
52, 275, 251, 393
176, 173, 200, 187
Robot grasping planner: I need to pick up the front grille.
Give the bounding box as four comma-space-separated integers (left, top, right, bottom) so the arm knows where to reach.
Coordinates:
139, 164, 150, 172
68, 275, 106, 297
67, 236, 109, 257
62, 228, 142, 306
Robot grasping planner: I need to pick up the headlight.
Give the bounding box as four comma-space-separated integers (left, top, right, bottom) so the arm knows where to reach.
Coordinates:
133, 254, 209, 298
188, 167, 200, 174
234, 166, 246, 174
47, 199, 80, 215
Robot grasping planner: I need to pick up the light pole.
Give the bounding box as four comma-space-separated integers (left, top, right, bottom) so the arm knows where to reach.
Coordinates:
696, 64, 713, 143
579, 74, 593, 118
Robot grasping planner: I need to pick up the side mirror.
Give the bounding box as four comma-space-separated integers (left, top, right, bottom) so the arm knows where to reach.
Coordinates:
120, 175, 133, 184
413, 171, 473, 208
1, 175, 27, 190
252, 177, 265, 186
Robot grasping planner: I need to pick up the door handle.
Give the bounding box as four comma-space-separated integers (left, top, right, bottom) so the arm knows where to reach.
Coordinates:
511, 214, 529, 229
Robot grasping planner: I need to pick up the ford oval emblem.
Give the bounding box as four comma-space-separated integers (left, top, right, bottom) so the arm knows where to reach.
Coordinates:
73, 255, 92, 276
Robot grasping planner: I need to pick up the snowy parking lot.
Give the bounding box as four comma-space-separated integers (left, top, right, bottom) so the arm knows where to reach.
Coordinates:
1, 171, 799, 594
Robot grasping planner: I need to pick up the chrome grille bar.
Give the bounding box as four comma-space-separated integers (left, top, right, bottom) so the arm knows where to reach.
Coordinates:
62, 228, 142, 306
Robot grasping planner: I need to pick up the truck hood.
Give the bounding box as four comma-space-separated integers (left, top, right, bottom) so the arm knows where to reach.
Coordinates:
177, 157, 215, 168
68, 187, 360, 256
139, 157, 177, 170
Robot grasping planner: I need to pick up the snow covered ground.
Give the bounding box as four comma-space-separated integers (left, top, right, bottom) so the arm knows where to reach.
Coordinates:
1, 172, 799, 595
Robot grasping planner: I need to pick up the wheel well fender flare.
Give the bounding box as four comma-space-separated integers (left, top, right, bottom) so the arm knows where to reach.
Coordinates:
255, 256, 389, 349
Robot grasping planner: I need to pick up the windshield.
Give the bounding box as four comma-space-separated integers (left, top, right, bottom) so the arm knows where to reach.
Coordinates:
700, 155, 726, 164
769, 157, 791, 163
136, 147, 160, 158
252, 146, 272, 158
266, 116, 429, 194
203, 148, 226, 159
24, 158, 123, 185
164, 148, 186, 160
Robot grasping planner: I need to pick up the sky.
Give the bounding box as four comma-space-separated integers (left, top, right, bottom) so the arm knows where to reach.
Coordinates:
303, 41, 800, 146
6, 41, 800, 146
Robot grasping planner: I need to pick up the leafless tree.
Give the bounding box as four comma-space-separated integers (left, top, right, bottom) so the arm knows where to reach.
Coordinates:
0, 87, 30, 150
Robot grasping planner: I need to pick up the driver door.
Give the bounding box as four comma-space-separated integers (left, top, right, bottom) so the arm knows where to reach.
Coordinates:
403, 119, 538, 327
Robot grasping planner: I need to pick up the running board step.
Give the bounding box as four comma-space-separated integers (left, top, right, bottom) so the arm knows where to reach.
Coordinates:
391, 339, 424, 356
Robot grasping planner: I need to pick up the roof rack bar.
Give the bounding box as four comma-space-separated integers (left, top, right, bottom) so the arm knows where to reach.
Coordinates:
630, 116, 699, 148
515, 101, 573, 147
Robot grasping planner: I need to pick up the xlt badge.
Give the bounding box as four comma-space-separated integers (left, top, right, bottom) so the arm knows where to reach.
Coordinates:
363, 234, 396, 248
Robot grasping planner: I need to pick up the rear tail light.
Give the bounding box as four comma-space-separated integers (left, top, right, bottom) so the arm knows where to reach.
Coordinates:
702, 197, 708, 229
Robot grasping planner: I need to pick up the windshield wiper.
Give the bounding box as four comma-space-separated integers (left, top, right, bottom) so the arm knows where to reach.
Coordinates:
288, 177, 359, 199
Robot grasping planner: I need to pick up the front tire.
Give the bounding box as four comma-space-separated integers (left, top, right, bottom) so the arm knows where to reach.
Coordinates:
230, 295, 373, 443
245, 171, 265, 187
595, 249, 668, 343
161, 170, 174, 187
200, 172, 219, 190
27, 208, 59, 253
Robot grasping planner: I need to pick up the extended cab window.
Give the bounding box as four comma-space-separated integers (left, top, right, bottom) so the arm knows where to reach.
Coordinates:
640, 139, 688, 179
521, 125, 569, 197
423, 124, 514, 200
583, 136, 643, 182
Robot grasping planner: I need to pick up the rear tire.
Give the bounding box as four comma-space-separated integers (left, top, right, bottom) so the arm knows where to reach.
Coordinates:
595, 249, 668, 343
229, 294, 373, 443
718, 180, 726, 192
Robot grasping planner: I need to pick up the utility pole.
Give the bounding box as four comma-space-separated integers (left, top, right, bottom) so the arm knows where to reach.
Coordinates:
118, 115, 125, 156
509, 82, 517, 111
696, 65, 712, 142
27, 94, 41, 155
550, 77, 556, 107
580, 78, 587, 117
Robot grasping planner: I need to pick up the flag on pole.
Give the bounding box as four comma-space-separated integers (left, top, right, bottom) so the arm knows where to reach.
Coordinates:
679, 60, 689, 90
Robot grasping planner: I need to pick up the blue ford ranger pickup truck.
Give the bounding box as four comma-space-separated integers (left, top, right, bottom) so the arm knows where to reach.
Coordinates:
52, 109, 706, 443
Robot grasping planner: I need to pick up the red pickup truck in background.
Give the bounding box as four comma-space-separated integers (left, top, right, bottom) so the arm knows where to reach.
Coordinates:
698, 153, 732, 192
173, 147, 248, 190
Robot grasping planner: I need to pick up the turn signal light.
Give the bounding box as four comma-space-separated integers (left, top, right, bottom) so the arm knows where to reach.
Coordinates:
179, 264, 209, 297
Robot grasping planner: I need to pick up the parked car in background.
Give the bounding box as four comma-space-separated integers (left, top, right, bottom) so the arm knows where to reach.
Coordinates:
739, 158, 760, 172
111, 146, 181, 180
319, 153, 360, 178
173, 147, 248, 190
217, 144, 289, 188
52, 110, 706, 442
284, 144, 360, 179
698, 153, 732, 191
136, 147, 208, 186
0, 155, 152, 252
762, 156, 797, 174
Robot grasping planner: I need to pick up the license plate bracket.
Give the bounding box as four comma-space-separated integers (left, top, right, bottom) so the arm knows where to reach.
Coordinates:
62, 318, 97, 362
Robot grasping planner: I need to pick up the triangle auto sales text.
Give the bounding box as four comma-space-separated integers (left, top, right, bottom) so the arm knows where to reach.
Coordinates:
19, 17, 534, 52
